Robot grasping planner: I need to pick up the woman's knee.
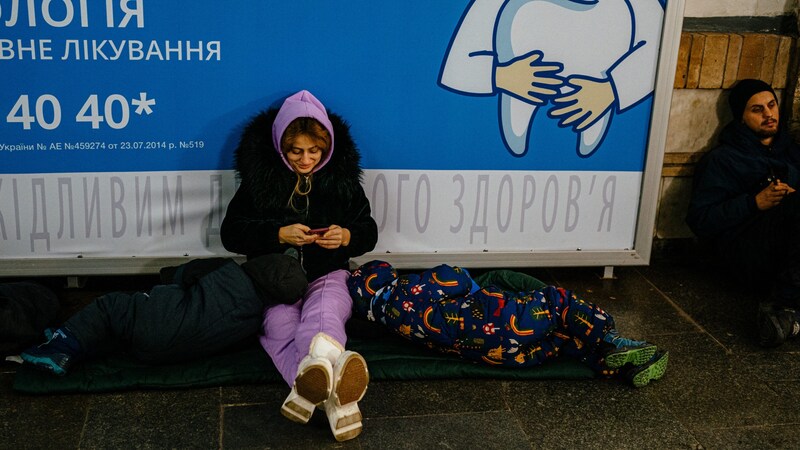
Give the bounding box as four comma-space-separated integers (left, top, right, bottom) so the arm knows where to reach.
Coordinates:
263, 301, 302, 339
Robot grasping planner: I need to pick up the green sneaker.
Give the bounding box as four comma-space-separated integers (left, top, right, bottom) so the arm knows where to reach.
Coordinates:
624, 350, 668, 388
603, 343, 657, 369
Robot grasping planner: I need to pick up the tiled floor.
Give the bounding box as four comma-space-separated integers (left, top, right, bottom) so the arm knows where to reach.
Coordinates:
3, 251, 800, 449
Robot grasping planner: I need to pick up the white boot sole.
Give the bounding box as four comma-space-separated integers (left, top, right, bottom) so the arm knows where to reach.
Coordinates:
281, 357, 332, 424
325, 351, 369, 441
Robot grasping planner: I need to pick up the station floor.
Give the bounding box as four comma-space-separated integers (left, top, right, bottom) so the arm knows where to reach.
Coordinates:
2, 248, 800, 449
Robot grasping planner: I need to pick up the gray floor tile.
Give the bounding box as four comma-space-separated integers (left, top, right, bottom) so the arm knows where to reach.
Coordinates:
1, 371, 89, 449
81, 389, 221, 448
547, 266, 699, 338
361, 379, 508, 417
692, 425, 800, 450
769, 380, 800, 407
637, 259, 763, 352
647, 333, 800, 432
222, 382, 288, 406
222, 403, 350, 449
504, 379, 697, 449
359, 411, 530, 450
737, 350, 800, 383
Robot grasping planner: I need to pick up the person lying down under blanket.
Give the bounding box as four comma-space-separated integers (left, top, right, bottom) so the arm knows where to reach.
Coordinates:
347, 260, 668, 387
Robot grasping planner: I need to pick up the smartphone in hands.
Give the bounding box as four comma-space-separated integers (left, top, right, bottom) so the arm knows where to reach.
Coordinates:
307, 227, 330, 236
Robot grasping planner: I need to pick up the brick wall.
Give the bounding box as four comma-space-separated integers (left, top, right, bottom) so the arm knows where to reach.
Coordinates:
674, 33, 794, 90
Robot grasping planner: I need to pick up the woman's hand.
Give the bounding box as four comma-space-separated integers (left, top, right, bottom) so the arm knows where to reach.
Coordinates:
278, 224, 317, 246
314, 225, 350, 249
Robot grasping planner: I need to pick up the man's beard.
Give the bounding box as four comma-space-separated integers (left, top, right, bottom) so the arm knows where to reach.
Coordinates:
756, 127, 778, 139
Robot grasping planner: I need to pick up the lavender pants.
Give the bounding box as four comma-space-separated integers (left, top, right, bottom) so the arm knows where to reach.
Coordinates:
259, 269, 352, 386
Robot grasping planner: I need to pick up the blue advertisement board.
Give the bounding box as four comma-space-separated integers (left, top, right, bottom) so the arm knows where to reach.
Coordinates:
0, 0, 676, 272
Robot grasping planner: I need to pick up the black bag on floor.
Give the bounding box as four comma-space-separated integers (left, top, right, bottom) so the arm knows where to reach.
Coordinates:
0, 282, 60, 356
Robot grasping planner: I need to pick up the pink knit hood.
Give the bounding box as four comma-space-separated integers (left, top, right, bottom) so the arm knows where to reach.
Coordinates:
271, 90, 335, 173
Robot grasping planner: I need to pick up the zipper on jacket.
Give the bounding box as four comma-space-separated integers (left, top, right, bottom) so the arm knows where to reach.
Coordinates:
298, 246, 306, 274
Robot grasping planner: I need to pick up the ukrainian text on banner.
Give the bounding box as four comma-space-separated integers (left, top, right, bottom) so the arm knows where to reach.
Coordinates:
1, 1, 667, 260
0, 170, 640, 257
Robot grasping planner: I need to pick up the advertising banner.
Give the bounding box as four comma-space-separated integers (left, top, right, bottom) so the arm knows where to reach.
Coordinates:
1, 0, 678, 273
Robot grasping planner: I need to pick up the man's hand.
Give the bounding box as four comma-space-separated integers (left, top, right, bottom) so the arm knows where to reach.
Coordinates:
755, 180, 795, 210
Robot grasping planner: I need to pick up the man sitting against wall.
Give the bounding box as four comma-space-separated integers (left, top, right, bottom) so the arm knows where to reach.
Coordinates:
686, 78, 800, 347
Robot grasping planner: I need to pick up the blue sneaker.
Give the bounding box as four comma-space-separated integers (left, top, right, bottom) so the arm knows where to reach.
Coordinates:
20, 327, 82, 376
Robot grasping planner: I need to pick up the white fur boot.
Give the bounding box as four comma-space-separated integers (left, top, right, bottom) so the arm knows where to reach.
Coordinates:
324, 350, 369, 441
309, 332, 345, 362
280, 332, 344, 424
280, 355, 333, 424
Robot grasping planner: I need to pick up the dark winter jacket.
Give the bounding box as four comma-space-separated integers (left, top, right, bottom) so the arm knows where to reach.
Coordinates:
160, 255, 308, 305
72, 258, 267, 364
686, 121, 800, 242
220, 97, 378, 282
61, 255, 307, 364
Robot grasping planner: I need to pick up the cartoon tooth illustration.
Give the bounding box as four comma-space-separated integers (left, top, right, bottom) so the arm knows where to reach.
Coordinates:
439, 0, 665, 158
